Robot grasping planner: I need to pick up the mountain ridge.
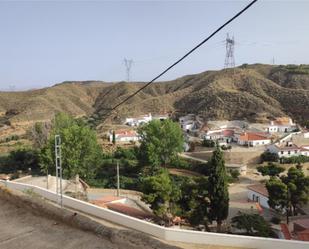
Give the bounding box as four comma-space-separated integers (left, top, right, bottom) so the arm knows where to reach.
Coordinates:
0, 64, 309, 128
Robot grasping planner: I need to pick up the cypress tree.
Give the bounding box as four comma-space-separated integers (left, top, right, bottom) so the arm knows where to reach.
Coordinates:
112, 130, 116, 145
208, 144, 229, 232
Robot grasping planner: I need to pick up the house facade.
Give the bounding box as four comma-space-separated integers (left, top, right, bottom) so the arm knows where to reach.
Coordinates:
266, 117, 297, 133
247, 184, 270, 209
236, 132, 271, 147
267, 141, 309, 158
109, 130, 139, 143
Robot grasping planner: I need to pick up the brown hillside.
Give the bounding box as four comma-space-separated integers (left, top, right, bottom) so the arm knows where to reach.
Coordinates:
94, 64, 309, 123
0, 64, 309, 128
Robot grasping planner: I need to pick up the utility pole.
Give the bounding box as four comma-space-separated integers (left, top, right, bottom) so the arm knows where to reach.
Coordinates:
224, 33, 235, 69
55, 135, 63, 207
124, 58, 133, 82
116, 161, 120, 197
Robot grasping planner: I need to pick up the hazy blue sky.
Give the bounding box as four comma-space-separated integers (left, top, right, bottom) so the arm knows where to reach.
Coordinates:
0, 0, 308, 90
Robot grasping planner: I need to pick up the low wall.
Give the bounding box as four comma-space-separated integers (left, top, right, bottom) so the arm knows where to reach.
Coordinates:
0, 180, 308, 249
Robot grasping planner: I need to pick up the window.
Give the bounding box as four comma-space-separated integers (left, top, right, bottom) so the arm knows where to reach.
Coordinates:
288, 151, 291, 155
281, 151, 284, 154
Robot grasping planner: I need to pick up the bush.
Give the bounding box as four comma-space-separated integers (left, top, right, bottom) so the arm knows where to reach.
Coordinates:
202, 139, 215, 147
280, 155, 309, 164
230, 169, 240, 180
221, 145, 232, 150
270, 216, 281, 224
0, 148, 41, 174
261, 151, 279, 162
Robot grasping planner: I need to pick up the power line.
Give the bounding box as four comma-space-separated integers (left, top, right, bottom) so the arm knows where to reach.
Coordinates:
100, 0, 258, 122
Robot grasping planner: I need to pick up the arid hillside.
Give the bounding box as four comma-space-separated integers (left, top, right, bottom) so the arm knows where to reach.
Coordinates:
94, 64, 309, 123
1, 64, 309, 128
0, 81, 110, 126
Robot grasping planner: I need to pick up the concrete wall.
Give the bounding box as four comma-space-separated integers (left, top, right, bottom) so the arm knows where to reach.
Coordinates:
1, 180, 308, 249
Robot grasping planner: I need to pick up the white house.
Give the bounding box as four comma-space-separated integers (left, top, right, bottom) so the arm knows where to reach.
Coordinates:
266, 117, 297, 133
204, 129, 235, 143
247, 184, 270, 209
267, 141, 309, 158
109, 130, 139, 143
179, 114, 199, 132
236, 132, 271, 147
125, 113, 152, 126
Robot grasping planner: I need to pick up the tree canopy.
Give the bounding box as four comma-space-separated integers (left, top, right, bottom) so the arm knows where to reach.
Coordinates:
207, 145, 229, 231
40, 113, 102, 180
257, 162, 285, 177
141, 169, 180, 222
138, 119, 184, 170
266, 166, 309, 217
231, 212, 275, 237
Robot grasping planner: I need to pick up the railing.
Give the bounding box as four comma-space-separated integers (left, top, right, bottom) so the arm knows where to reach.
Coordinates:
0, 180, 308, 249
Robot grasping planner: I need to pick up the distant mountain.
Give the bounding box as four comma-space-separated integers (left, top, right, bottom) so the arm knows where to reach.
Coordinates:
1, 64, 309, 128
93, 64, 309, 124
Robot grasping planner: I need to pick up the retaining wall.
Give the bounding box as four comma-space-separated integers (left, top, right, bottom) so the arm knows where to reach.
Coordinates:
0, 180, 308, 249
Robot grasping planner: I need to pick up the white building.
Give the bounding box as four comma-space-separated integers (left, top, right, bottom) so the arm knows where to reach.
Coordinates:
204, 129, 235, 143
125, 113, 152, 126
266, 117, 297, 133
125, 113, 169, 127
267, 141, 309, 158
109, 130, 139, 143
236, 132, 271, 147
247, 184, 270, 209
179, 114, 198, 132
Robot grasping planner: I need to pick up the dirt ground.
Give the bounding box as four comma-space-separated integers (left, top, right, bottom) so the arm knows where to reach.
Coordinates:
0, 197, 120, 249
0, 187, 249, 249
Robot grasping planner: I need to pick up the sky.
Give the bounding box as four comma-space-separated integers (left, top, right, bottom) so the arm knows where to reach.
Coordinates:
0, 0, 308, 91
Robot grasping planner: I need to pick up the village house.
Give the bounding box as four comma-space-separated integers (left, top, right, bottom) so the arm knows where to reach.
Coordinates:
109, 130, 139, 143
267, 141, 309, 158
235, 132, 271, 147
125, 113, 169, 127
247, 184, 270, 209
125, 113, 152, 126
266, 117, 297, 133
204, 129, 235, 143
179, 114, 199, 132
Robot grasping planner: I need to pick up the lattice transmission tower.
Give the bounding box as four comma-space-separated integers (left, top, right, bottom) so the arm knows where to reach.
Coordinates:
123, 58, 134, 82
224, 33, 235, 68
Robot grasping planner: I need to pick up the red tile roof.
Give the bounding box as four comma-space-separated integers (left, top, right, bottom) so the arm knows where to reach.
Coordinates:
239, 133, 269, 142
106, 203, 153, 220
280, 223, 292, 240
297, 229, 309, 241
114, 130, 137, 136
294, 219, 309, 230
222, 129, 234, 137
248, 184, 269, 197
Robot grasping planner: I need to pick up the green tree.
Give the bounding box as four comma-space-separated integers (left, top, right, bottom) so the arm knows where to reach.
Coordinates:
266, 177, 288, 212
40, 113, 102, 180
178, 176, 209, 228
231, 212, 275, 237
138, 119, 184, 170
208, 145, 229, 232
260, 151, 279, 162
6, 148, 40, 173
112, 130, 116, 145
30, 122, 50, 149
266, 167, 309, 220
257, 162, 285, 177
141, 169, 180, 223
202, 139, 215, 147
282, 167, 309, 215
